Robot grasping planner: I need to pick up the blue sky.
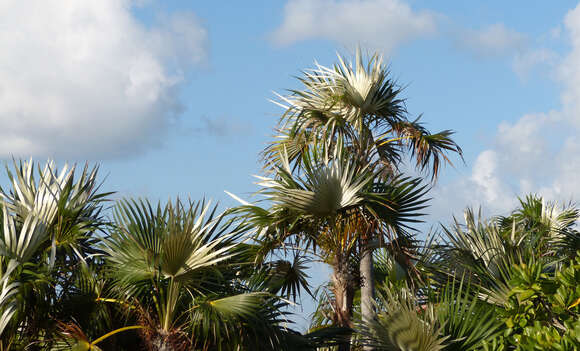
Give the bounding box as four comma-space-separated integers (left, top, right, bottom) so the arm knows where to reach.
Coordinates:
2, 0, 580, 329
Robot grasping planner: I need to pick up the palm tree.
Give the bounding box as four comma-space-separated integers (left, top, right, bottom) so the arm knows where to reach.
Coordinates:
0, 159, 110, 349
233, 144, 429, 351
103, 198, 311, 350
357, 280, 502, 351
426, 195, 580, 306
263, 48, 462, 340
417, 196, 580, 350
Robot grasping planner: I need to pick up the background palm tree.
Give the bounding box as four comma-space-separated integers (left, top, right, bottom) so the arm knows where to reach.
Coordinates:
262, 48, 462, 349
425, 196, 580, 305
416, 196, 580, 350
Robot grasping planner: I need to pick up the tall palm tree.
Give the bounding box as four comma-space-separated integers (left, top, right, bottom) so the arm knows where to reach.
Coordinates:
263, 48, 462, 340
233, 144, 429, 351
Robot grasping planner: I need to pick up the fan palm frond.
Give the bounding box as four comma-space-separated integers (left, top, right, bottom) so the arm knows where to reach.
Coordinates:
435, 278, 502, 350
106, 198, 242, 289
358, 285, 447, 351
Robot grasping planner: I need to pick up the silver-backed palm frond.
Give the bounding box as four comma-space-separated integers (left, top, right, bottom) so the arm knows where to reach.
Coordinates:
105, 198, 247, 336
496, 195, 580, 261
106, 198, 243, 289
265, 48, 462, 181
257, 145, 372, 219
278, 48, 406, 134
0, 203, 50, 262
0, 160, 101, 224
431, 209, 525, 305
237, 142, 430, 264
0, 260, 19, 337
0, 159, 109, 265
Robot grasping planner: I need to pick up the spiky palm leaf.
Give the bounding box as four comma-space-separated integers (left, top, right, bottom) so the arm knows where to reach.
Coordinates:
435, 279, 503, 351
497, 195, 580, 261
255, 145, 429, 256
0, 160, 110, 348
105, 198, 244, 330
0, 260, 19, 337
0, 160, 109, 263
358, 285, 447, 351
264, 48, 462, 180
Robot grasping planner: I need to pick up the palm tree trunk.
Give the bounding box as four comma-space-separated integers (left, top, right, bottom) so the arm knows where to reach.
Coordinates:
331, 258, 355, 351
360, 234, 375, 351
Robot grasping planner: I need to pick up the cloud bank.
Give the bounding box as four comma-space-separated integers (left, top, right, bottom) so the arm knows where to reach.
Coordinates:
432, 3, 580, 218
454, 23, 527, 58
0, 0, 207, 159
271, 0, 437, 54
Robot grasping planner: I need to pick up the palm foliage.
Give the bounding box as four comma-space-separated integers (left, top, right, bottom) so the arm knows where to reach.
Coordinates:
0, 160, 109, 349
358, 279, 503, 351
260, 49, 462, 351
264, 48, 462, 180
1, 49, 577, 351
104, 198, 272, 349
358, 285, 447, 351
233, 143, 429, 332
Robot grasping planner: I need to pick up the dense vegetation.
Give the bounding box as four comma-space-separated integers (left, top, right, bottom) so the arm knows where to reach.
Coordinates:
0, 51, 578, 350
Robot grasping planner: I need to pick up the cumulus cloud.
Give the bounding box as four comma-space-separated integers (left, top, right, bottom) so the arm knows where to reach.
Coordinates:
452, 23, 557, 80
454, 23, 527, 58
0, 0, 208, 159
455, 23, 527, 57
271, 0, 437, 54
559, 3, 580, 120
432, 2, 580, 218
512, 48, 558, 80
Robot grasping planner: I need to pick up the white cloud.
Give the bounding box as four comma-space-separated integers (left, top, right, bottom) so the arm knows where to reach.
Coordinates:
432, 2, 580, 218
454, 23, 527, 58
559, 3, 580, 122
0, 0, 208, 159
512, 48, 558, 79
272, 0, 437, 54
453, 23, 557, 79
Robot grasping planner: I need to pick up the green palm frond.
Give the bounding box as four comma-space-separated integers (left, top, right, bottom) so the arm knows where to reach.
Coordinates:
282, 326, 353, 351
264, 254, 313, 301
105, 197, 249, 343
191, 293, 291, 351
0, 159, 109, 265
497, 195, 580, 261
358, 285, 447, 351
0, 260, 19, 337
378, 119, 463, 180
437, 209, 514, 295
435, 278, 502, 350
280, 48, 406, 133
266, 48, 462, 182
374, 249, 408, 285
106, 198, 242, 288
368, 176, 430, 235
0, 204, 50, 262
257, 145, 372, 218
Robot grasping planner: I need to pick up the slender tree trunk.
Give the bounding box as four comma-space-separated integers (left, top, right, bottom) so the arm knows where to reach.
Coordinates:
360, 235, 375, 351
331, 258, 355, 351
